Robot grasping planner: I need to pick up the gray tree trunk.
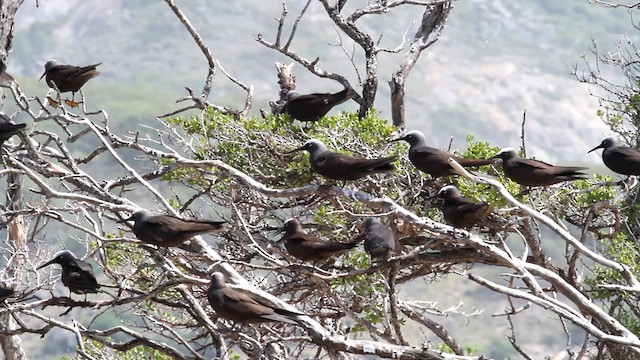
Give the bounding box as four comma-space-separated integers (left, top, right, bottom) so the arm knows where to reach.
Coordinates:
0, 0, 27, 359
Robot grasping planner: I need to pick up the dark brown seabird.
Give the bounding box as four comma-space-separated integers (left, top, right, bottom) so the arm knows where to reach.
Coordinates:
390, 130, 495, 178
121, 209, 225, 248
280, 218, 356, 262
285, 88, 352, 122
207, 272, 304, 324
39, 59, 101, 108
589, 137, 640, 176
490, 147, 587, 186
289, 139, 397, 181
37, 250, 100, 295
437, 185, 493, 228
0, 122, 26, 146
363, 217, 395, 260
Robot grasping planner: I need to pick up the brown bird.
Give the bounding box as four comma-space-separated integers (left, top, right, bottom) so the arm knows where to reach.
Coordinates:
280, 218, 356, 262
121, 209, 225, 248
390, 130, 495, 178
490, 148, 587, 187
0, 122, 26, 146
39, 59, 101, 108
285, 88, 352, 122
207, 272, 303, 324
589, 137, 640, 176
363, 218, 395, 260
289, 139, 396, 181
437, 185, 493, 228
37, 250, 100, 295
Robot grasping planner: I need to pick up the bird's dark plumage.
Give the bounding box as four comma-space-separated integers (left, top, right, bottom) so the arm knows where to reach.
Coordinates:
285, 88, 352, 122
40, 59, 101, 94
0, 122, 26, 146
390, 130, 495, 178
437, 185, 493, 228
123, 209, 225, 248
589, 137, 640, 176
37, 250, 99, 294
363, 218, 395, 260
280, 218, 356, 262
290, 139, 397, 181
207, 272, 303, 324
490, 148, 587, 186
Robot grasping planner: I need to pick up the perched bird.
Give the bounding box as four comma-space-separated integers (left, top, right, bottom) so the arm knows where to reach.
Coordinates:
121, 209, 225, 248
280, 218, 356, 262
0, 71, 14, 87
490, 148, 587, 186
589, 137, 640, 176
390, 130, 495, 178
437, 185, 493, 228
0, 286, 14, 302
285, 88, 352, 122
37, 250, 99, 295
363, 218, 395, 260
207, 272, 303, 324
289, 139, 397, 181
39, 59, 101, 108
0, 122, 26, 146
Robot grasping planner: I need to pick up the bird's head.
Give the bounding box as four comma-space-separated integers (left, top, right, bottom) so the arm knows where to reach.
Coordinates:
589, 137, 617, 153
280, 218, 303, 236
287, 139, 327, 155
490, 147, 518, 161
39, 59, 59, 81
285, 91, 300, 103
37, 250, 77, 269
437, 185, 460, 199
389, 130, 426, 146
119, 209, 152, 224
210, 272, 227, 289
364, 217, 380, 229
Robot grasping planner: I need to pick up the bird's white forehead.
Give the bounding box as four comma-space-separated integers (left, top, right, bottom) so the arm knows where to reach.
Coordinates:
496, 147, 516, 154
52, 250, 74, 258
438, 185, 457, 193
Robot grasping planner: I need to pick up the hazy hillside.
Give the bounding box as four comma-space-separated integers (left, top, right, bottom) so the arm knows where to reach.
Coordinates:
6, 1, 638, 358
10, 0, 637, 161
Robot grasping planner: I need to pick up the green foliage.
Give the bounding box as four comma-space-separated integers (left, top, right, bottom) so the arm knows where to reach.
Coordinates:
437, 343, 479, 356
164, 107, 397, 188
64, 339, 174, 360
572, 175, 617, 206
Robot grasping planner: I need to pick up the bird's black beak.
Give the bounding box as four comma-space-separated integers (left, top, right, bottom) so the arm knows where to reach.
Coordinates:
489, 154, 501, 160
286, 145, 305, 154
117, 214, 134, 224
37, 258, 57, 270
588, 142, 605, 153
388, 136, 405, 144
39, 70, 46, 81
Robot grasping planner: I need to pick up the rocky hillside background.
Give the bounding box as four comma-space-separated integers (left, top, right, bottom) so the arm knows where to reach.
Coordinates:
5, 0, 638, 358
10, 1, 637, 162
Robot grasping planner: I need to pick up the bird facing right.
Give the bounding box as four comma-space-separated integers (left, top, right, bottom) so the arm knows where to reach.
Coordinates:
207, 272, 303, 324
589, 137, 640, 176
437, 185, 493, 228
285, 88, 352, 122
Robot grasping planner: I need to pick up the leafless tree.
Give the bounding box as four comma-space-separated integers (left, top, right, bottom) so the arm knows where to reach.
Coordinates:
257, 0, 452, 127
0, 1, 639, 360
